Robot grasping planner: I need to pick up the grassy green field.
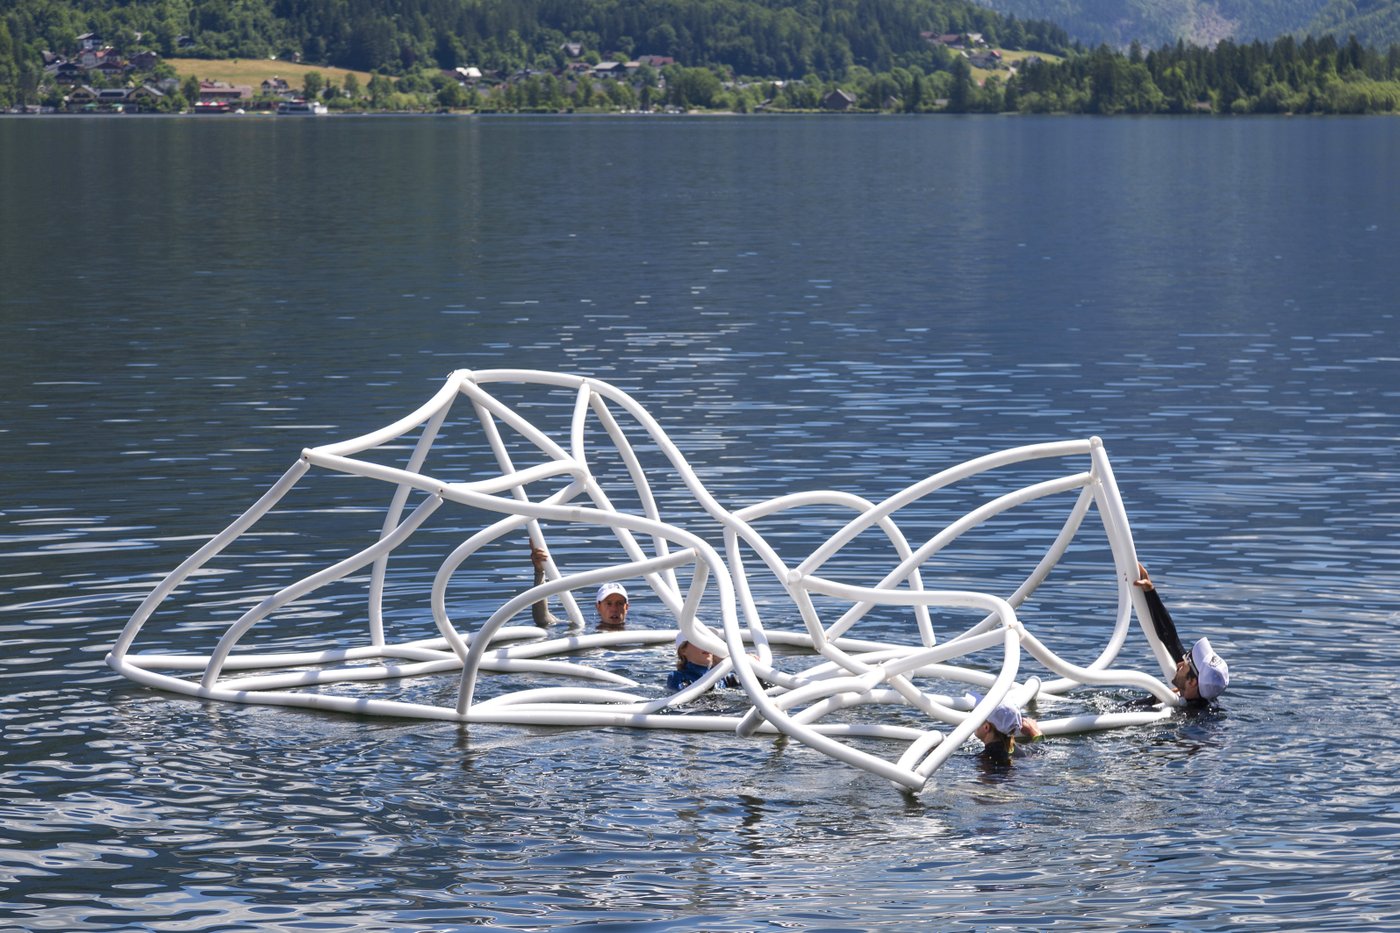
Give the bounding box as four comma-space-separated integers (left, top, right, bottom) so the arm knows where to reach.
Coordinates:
166, 52, 1054, 100
970, 49, 1061, 86
166, 58, 377, 90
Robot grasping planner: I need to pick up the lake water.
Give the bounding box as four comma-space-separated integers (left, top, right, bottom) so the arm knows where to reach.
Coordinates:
2, 113, 1398, 931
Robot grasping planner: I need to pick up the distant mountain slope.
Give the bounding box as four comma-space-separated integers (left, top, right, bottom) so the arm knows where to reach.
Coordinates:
972, 0, 1399, 49
1308, 0, 1400, 47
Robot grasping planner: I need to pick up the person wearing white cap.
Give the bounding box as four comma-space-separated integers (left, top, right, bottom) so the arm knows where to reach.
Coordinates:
668, 631, 739, 692
1134, 563, 1231, 703
529, 544, 630, 630
968, 692, 1042, 762
594, 580, 630, 630
1181, 636, 1229, 701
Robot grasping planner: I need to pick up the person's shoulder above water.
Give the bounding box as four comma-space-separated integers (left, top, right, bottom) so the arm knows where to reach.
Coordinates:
968, 693, 1041, 763
668, 631, 738, 692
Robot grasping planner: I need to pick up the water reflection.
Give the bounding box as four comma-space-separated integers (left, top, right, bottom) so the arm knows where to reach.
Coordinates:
2, 115, 1399, 930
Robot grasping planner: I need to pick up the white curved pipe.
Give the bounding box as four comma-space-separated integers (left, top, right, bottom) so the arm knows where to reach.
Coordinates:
110, 370, 1209, 794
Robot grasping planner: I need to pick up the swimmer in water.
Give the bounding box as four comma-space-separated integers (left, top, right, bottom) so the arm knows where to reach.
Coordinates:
530, 544, 630, 630
1133, 563, 1230, 703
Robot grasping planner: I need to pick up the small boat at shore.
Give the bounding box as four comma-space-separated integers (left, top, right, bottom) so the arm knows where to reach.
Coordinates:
277, 99, 328, 115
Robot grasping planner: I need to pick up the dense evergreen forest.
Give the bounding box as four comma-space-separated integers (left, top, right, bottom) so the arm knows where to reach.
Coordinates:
2, 0, 1399, 114
1, 0, 1070, 77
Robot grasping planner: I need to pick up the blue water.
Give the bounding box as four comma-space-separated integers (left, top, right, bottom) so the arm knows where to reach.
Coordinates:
2, 114, 1399, 931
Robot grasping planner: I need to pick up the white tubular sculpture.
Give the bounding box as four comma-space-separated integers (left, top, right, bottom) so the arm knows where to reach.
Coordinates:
109, 369, 1188, 791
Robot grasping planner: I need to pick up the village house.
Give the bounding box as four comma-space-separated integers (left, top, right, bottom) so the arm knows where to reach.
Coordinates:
822, 88, 857, 110
591, 61, 628, 79
64, 85, 97, 109
41, 32, 166, 102
968, 49, 1003, 69
924, 32, 989, 50
51, 62, 86, 84
127, 85, 165, 110
63, 83, 165, 112
94, 56, 130, 81
198, 80, 252, 103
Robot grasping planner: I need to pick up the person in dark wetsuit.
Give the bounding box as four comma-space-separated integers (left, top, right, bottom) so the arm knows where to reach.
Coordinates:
667, 632, 739, 692
1133, 563, 1230, 702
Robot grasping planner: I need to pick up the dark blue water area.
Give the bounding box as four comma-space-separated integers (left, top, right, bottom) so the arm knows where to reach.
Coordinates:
1, 114, 1399, 931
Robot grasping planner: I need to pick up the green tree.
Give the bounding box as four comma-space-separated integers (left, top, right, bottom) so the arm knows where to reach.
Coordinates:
947, 56, 972, 112
0, 21, 18, 107
437, 81, 469, 109
1004, 18, 1028, 52
367, 73, 393, 108
573, 74, 594, 108
667, 66, 721, 109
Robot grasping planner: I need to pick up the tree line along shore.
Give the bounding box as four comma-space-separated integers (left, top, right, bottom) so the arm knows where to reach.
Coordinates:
6, 21, 1400, 116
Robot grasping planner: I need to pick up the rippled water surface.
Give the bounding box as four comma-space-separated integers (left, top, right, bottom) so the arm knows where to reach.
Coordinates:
2, 114, 1399, 931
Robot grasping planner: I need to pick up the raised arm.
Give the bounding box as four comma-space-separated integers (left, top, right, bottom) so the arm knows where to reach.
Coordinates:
1134, 563, 1186, 662
530, 543, 562, 627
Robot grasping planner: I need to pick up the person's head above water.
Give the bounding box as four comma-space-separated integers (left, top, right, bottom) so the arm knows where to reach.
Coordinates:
674, 631, 717, 669
967, 692, 1039, 757
972, 700, 1021, 745
1175, 636, 1229, 700
594, 582, 629, 629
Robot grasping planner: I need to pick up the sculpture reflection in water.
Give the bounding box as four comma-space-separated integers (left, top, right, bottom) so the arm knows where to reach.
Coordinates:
109, 369, 1198, 791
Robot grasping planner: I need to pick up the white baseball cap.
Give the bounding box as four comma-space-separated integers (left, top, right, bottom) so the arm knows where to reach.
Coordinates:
968, 692, 1023, 735
595, 582, 628, 603
1191, 637, 1229, 699
988, 704, 1022, 735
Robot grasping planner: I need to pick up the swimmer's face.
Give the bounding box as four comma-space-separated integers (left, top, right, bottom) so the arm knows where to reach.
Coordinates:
974, 721, 998, 746
596, 594, 628, 628
678, 640, 715, 668
1173, 657, 1201, 700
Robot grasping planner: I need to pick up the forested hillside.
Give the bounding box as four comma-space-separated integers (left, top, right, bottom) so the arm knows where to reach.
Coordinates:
3, 0, 1399, 114
0, 0, 1068, 79
1308, 0, 1400, 48
975, 0, 1400, 49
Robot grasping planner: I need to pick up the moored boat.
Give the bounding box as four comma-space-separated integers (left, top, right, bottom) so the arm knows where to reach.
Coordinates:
277, 99, 328, 115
